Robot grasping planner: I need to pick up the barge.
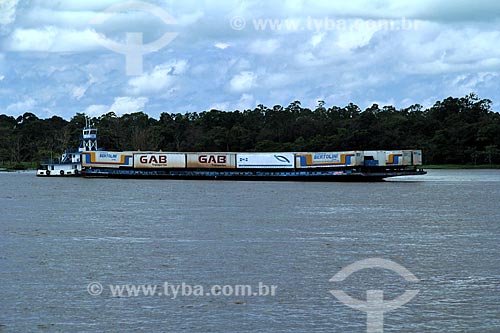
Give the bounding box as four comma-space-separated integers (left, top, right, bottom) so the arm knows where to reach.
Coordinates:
37, 120, 426, 181
81, 150, 426, 181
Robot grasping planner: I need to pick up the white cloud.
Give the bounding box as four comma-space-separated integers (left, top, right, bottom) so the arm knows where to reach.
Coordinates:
264, 73, 291, 89
0, 75, 4, 81
394, 24, 500, 75
1, 1, 500, 119
22, 2, 174, 30
82, 97, 148, 118
246, 0, 500, 22
81, 97, 150, 118
29, 0, 120, 11
177, 10, 204, 26
233, 58, 252, 71
71, 75, 98, 100
84, 104, 108, 117
229, 71, 257, 92
109, 96, 148, 116
448, 72, 499, 96
235, 93, 255, 110
72, 86, 86, 100
294, 51, 325, 67
409, 0, 500, 22
22, 9, 99, 29
335, 22, 378, 50
310, 32, 325, 48
5, 98, 36, 114
211, 93, 255, 111
6, 26, 101, 52
127, 60, 188, 95
214, 42, 230, 49
209, 102, 230, 110
0, 0, 19, 26
248, 39, 280, 55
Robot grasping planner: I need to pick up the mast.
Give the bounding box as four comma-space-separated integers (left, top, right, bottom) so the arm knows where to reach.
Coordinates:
79, 117, 98, 152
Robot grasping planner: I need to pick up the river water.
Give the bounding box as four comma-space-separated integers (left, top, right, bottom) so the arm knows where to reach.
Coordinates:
1, 170, 499, 332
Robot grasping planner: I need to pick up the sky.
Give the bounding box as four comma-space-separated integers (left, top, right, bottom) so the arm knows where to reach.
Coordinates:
0, 0, 499, 119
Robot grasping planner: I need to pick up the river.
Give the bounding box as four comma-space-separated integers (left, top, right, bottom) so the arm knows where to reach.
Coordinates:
1, 170, 499, 332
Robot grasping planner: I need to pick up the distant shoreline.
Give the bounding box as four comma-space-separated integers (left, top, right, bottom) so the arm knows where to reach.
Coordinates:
0, 168, 35, 172
423, 164, 500, 169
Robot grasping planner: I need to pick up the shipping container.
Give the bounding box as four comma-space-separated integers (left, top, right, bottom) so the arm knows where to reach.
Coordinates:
386, 151, 404, 166
402, 150, 413, 166
363, 151, 385, 166
412, 150, 423, 165
186, 153, 236, 169
133, 153, 186, 168
236, 153, 295, 169
82, 151, 133, 168
296, 151, 363, 168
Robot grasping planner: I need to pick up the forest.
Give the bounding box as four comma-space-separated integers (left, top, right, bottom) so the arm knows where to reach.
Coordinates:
1, 93, 500, 167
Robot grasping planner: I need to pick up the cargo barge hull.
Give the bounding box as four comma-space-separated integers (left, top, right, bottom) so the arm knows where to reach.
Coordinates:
83, 167, 426, 182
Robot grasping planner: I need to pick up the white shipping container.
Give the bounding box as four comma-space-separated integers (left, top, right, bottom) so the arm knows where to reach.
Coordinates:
296, 151, 363, 168
353, 151, 364, 165
402, 150, 413, 166
412, 150, 423, 165
82, 151, 133, 168
386, 151, 404, 166
363, 150, 387, 166
186, 153, 236, 169
133, 153, 186, 168
236, 153, 295, 169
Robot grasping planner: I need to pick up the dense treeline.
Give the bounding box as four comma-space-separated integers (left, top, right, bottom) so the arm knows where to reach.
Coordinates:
1, 94, 500, 166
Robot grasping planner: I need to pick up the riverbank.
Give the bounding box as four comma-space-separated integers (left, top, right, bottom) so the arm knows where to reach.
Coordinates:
0, 162, 38, 171
423, 164, 500, 169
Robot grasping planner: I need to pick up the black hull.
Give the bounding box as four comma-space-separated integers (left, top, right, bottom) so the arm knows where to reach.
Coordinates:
82, 168, 426, 182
